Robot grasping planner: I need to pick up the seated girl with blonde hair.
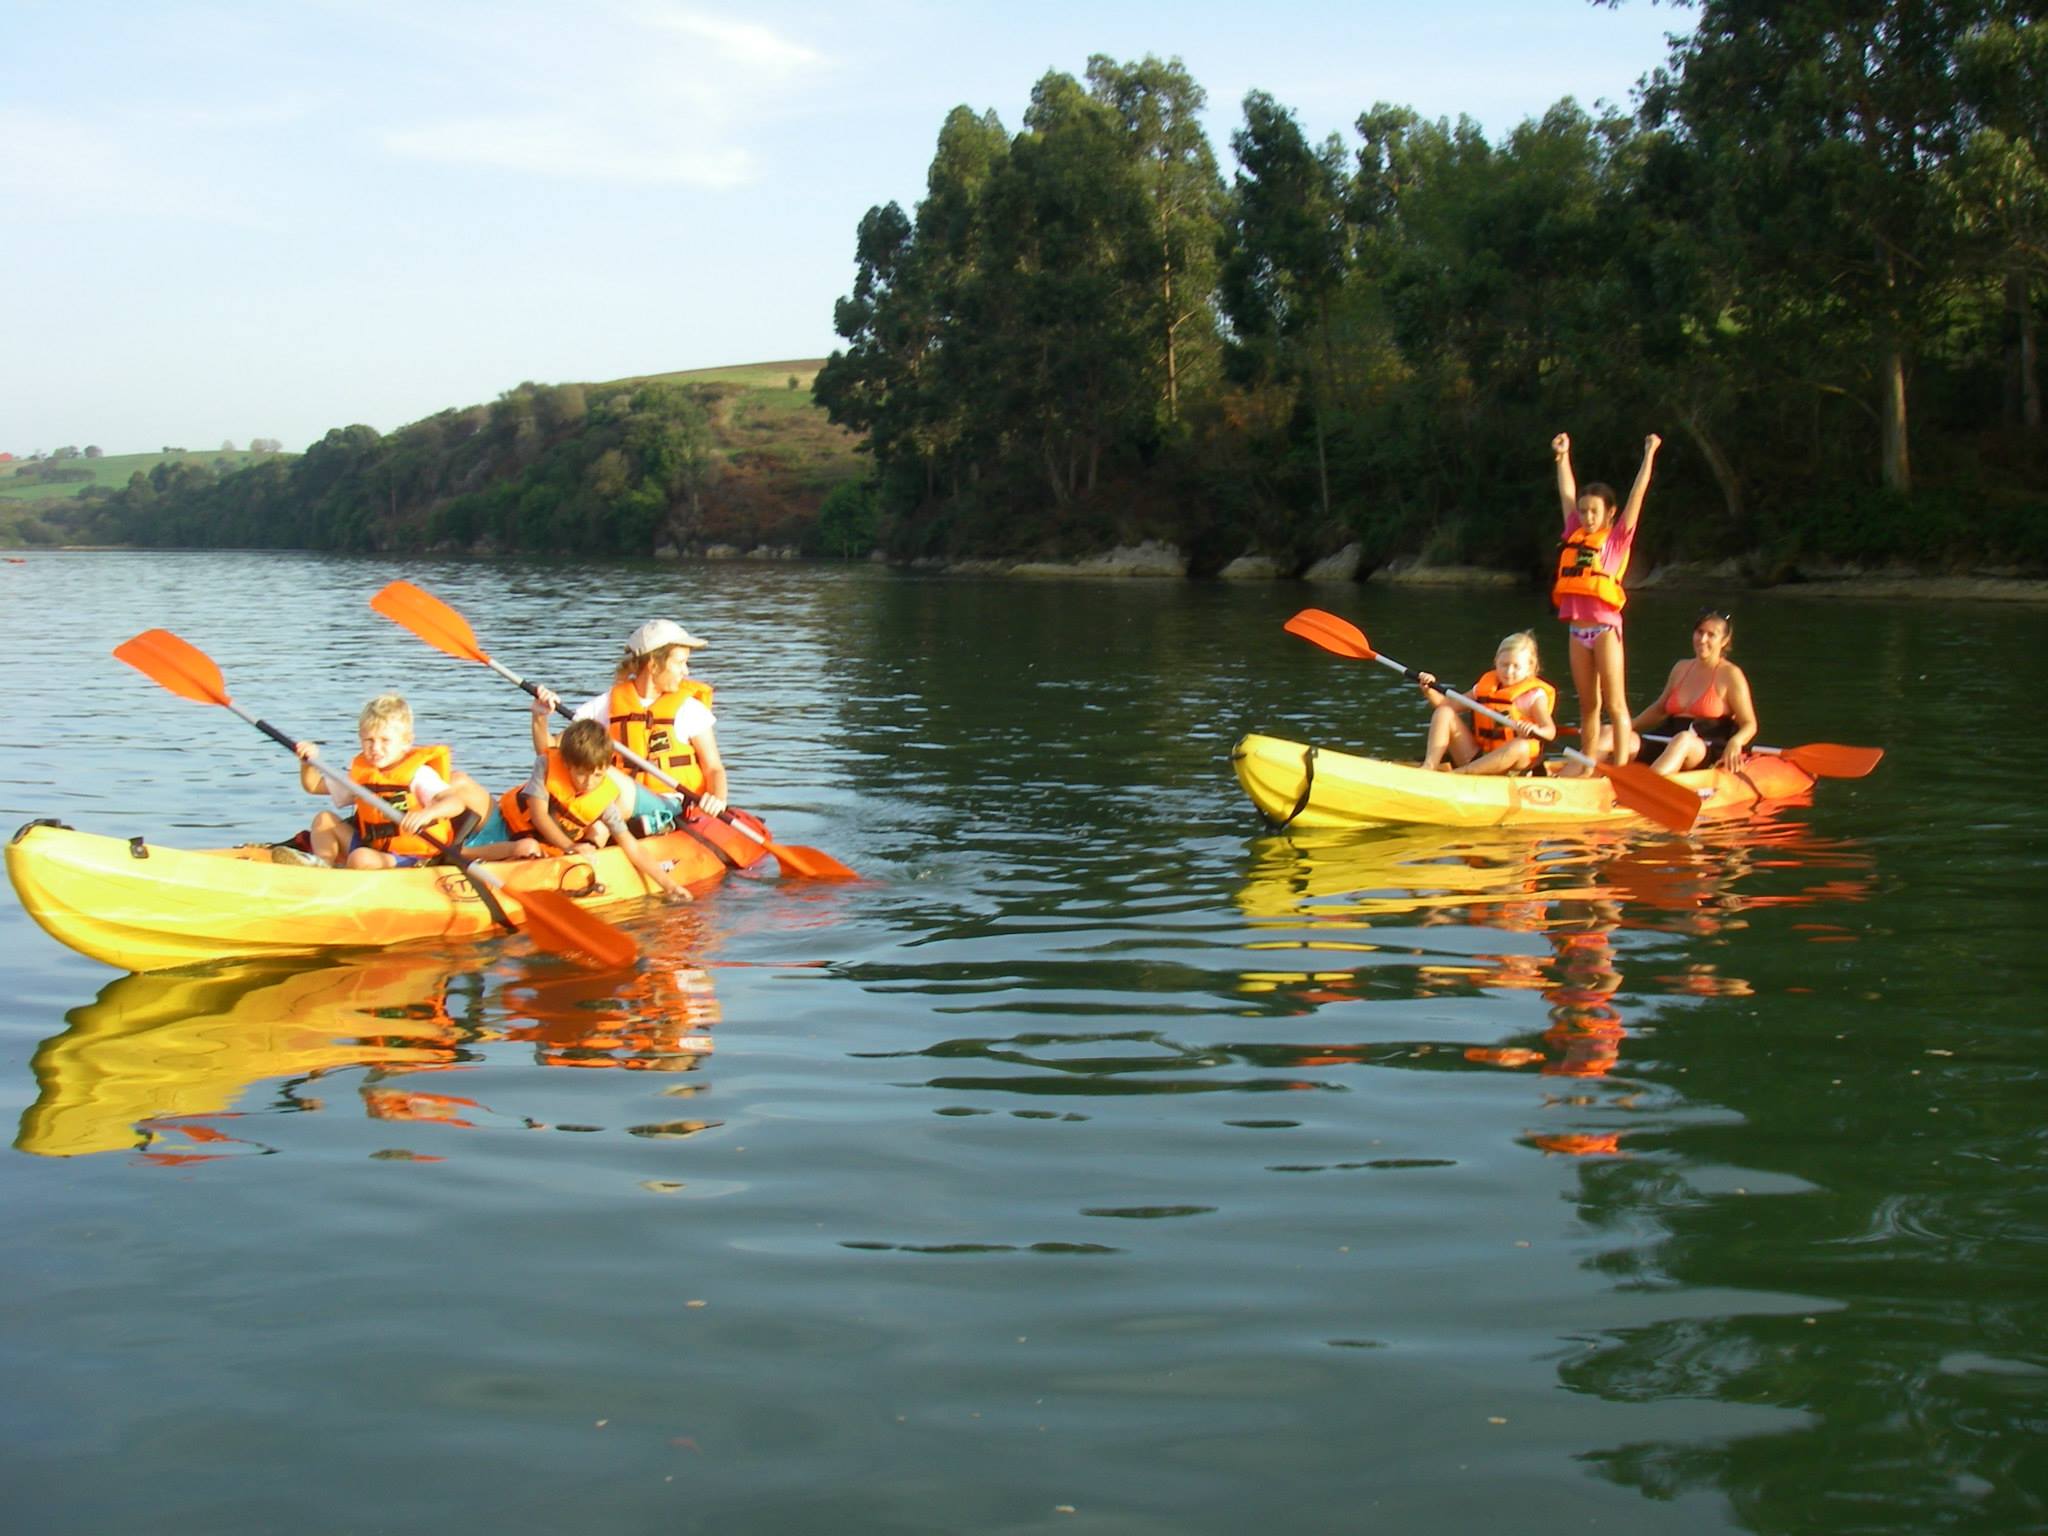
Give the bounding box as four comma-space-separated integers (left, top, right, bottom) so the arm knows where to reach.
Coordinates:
1414, 631, 1559, 775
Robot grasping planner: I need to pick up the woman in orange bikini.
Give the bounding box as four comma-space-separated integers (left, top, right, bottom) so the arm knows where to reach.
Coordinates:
1628, 608, 1757, 775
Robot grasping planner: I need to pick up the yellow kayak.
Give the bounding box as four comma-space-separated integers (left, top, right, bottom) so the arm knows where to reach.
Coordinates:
7, 816, 767, 973
1231, 733, 1815, 831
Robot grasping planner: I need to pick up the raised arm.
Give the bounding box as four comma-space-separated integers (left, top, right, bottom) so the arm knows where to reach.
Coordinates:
529, 691, 558, 754
1552, 433, 1577, 526
1618, 433, 1662, 534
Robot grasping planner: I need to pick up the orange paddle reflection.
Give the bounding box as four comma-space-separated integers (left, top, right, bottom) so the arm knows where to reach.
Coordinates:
1236, 816, 1872, 1154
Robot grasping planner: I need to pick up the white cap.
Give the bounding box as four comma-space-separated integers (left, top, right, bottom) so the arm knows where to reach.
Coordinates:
625, 618, 706, 654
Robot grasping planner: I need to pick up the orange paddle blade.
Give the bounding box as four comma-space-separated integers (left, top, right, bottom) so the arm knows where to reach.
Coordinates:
1596, 760, 1703, 833
370, 580, 491, 666
1779, 742, 1883, 779
761, 839, 859, 881
115, 629, 233, 707
512, 886, 640, 969
684, 807, 860, 882
1283, 608, 1377, 660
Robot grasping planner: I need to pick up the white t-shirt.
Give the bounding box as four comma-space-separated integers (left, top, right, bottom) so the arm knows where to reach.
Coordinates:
572, 689, 715, 742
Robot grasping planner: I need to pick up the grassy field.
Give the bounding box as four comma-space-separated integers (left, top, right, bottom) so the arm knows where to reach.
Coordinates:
0, 449, 284, 502
610, 357, 865, 496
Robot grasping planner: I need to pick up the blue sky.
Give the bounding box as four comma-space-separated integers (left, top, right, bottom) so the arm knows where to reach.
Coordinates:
2, 0, 1689, 456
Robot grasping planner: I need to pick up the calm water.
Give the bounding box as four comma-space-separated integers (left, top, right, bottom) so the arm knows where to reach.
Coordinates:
3, 551, 2044, 1534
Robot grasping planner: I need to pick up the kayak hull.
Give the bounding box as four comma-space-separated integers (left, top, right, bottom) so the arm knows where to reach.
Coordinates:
6, 817, 767, 973
1231, 733, 1814, 831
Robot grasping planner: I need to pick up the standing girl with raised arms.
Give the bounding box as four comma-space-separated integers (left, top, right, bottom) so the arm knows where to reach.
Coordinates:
1551, 430, 1661, 771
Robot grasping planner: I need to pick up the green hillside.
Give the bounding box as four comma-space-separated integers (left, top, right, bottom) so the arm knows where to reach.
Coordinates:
0, 449, 285, 503
2, 358, 864, 557
1, 359, 867, 553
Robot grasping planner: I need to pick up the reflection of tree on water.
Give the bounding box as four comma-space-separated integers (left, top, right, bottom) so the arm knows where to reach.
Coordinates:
1232, 819, 1873, 1153
15, 923, 724, 1158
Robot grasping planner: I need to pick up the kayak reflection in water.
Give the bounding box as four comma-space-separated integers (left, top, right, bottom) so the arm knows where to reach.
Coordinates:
17, 940, 724, 1158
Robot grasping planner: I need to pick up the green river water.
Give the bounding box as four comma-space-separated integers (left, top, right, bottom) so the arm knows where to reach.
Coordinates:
1, 551, 2043, 1533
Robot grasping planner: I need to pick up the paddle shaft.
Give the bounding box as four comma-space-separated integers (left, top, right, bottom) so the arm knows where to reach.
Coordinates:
1592, 726, 1765, 761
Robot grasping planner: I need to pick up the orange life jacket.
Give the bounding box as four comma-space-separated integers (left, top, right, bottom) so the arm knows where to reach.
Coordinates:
500, 749, 623, 846
1552, 524, 1629, 614
351, 744, 454, 857
606, 678, 713, 795
1468, 671, 1557, 761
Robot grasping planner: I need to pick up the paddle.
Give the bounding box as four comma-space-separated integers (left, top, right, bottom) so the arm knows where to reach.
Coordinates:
113, 628, 639, 969
1282, 607, 1703, 833
1561, 726, 1883, 780
369, 580, 858, 881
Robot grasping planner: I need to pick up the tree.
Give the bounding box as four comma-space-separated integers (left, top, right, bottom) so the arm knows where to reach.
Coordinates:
1953, 14, 2047, 427
1217, 91, 1351, 523
815, 478, 878, 558
976, 71, 1156, 504
1086, 54, 1227, 426
1643, 0, 2017, 493
83, 445, 102, 458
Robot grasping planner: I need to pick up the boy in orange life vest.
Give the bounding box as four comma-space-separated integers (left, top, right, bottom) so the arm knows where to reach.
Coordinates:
1551, 430, 1661, 772
469, 698, 691, 901
293, 694, 492, 869
1415, 630, 1558, 774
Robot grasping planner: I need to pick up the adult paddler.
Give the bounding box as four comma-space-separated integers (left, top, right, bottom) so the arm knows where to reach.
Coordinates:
570, 619, 729, 833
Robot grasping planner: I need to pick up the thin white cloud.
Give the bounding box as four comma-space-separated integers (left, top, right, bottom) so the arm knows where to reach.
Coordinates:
378, 1, 830, 186
633, 2, 825, 77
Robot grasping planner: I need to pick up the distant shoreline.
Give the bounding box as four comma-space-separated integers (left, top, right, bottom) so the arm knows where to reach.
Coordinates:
16, 543, 2048, 601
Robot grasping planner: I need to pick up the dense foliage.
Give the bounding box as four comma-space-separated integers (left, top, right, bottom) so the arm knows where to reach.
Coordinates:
818, 9, 2046, 574
26, 377, 853, 556
43, 381, 719, 554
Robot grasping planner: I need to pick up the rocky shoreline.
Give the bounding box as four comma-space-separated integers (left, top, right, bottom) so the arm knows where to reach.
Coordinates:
891, 539, 2048, 601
